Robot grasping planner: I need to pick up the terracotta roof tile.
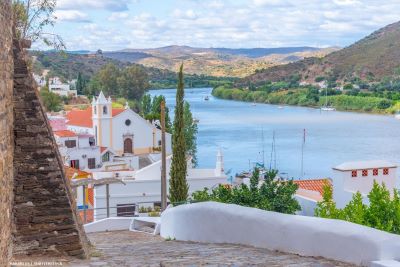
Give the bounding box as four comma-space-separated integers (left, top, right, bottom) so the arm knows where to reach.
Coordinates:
294, 178, 331, 196
66, 107, 93, 128
112, 108, 125, 116
54, 130, 77, 137
65, 107, 126, 128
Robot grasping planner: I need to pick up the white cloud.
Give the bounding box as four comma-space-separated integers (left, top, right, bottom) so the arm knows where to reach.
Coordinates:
54, 10, 90, 23
52, 0, 400, 50
108, 12, 129, 21
172, 9, 198, 20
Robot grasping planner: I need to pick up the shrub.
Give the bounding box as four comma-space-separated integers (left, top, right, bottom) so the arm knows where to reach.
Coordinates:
191, 169, 300, 214
315, 181, 400, 235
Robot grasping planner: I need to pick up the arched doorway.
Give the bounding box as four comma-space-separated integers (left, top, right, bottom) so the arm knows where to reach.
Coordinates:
124, 138, 133, 154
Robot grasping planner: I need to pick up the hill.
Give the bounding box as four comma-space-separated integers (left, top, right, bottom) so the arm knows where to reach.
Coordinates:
30, 51, 237, 89
102, 45, 336, 78
242, 21, 400, 85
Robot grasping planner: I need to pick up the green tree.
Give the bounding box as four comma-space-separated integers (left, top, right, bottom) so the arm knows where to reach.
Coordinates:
76, 72, 84, 95
169, 64, 189, 203
342, 192, 367, 224
118, 65, 150, 100
365, 181, 393, 232
141, 94, 152, 117
314, 183, 341, 219
259, 170, 300, 214
13, 0, 65, 49
250, 168, 260, 192
183, 101, 198, 166
192, 168, 301, 214
39, 88, 62, 112
89, 63, 120, 96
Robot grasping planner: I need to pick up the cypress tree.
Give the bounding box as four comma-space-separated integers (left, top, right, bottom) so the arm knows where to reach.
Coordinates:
169, 64, 189, 203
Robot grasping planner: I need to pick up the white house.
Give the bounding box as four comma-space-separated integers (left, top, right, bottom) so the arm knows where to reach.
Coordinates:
92, 151, 227, 220
66, 91, 172, 156
294, 160, 398, 215
49, 76, 77, 97
332, 160, 397, 208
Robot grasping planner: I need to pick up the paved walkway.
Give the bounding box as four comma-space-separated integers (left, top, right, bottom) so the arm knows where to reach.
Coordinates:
67, 231, 354, 267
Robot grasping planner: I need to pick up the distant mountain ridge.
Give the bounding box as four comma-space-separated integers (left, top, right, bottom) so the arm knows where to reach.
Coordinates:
242, 21, 400, 84
101, 45, 337, 77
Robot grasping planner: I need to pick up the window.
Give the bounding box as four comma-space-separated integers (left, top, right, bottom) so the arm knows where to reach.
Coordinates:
70, 160, 79, 169
117, 204, 135, 217
362, 169, 368, 176
94, 106, 97, 115
158, 140, 162, 146
125, 119, 131, 126
383, 168, 389, 175
89, 137, 95, 146
373, 169, 378, 176
103, 106, 108, 115
351, 170, 357, 177
65, 140, 76, 148
88, 158, 96, 169
102, 152, 110, 162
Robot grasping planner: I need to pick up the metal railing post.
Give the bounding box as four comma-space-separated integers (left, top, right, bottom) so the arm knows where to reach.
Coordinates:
106, 184, 110, 218
82, 185, 87, 223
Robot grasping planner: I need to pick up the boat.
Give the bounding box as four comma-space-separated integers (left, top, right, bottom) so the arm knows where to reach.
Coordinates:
321, 106, 336, 111
395, 113, 400, 120
320, 87, 336, 111
204, 96, 209, 101
193, 118, 200, 123
278, 106, 284, 109
252, 102, 256, 106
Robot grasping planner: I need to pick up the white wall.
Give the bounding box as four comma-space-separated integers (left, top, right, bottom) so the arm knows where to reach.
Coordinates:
67, 125, 93, 135
93, 172, 227, 220
333, 167, 397, 208
64, 146, 102, 170
295, 194, 318, 216
84, 217, 133, 233
160, 202, 400, 266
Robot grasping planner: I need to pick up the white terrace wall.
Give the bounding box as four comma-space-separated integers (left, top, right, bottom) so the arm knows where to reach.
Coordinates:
161, 202, 400, 266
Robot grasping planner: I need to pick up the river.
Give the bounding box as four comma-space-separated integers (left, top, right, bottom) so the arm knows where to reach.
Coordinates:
150, 87, 400, 180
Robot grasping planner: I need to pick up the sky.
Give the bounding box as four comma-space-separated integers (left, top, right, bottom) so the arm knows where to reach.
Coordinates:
40, 0, 400, 51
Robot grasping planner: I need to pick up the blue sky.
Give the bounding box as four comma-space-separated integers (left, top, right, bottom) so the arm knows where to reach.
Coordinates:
42, 0, 400, 51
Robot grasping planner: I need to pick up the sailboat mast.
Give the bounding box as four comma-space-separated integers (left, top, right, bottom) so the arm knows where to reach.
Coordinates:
262, 128, 265, 168
273, 131, 276, 169
325, 87, 328, 107
301, 129, 305, 179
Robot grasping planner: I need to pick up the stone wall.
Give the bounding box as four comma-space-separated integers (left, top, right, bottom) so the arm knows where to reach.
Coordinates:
12, 38, 88, 258
0, 0, 14, 265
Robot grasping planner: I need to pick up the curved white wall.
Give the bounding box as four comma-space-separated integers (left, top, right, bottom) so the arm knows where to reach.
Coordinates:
160, 202, 400, 266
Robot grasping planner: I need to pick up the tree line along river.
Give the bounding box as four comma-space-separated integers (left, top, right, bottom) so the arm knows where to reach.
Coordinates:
150, 87, 400, 184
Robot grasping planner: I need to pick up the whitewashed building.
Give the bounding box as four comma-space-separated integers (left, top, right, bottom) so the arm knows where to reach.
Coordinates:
66, 92, 172, 156
49, 77, 77, 97
92, 151, 227, 219
332, 160, 397, 208
294, 160, 398, 215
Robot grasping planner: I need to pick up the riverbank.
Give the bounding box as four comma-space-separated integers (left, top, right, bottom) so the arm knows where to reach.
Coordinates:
212, 86, 399, 115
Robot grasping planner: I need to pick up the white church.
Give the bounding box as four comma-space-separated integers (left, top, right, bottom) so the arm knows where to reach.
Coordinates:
66, 91, 172, 156
49, 91, 227, 218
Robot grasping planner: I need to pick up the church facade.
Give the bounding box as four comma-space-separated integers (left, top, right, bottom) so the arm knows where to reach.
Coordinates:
66, 91, 172, 156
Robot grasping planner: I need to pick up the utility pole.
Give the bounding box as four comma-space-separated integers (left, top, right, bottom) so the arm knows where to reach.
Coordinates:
160, 100, 167, 211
